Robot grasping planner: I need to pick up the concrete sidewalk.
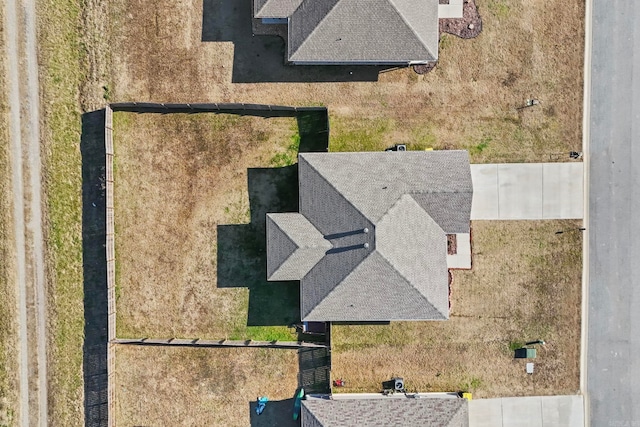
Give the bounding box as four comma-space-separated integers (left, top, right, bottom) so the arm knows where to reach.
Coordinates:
469, 395, 584, 427
470, 163, 583, 220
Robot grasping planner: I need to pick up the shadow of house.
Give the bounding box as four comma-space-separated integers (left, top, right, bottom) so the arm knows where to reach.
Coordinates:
217, 166, 300, 327
81, 110, 110, 427
201, 0, 392, 82
216, 106, 329, 327
249, 398, 299, 427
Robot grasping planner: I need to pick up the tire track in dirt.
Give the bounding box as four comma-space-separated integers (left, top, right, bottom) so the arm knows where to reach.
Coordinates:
5, 0, 47, 424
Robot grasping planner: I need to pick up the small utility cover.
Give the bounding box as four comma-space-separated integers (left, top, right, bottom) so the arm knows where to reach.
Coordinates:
526, 363, 534, 374
514, 348, 537, 359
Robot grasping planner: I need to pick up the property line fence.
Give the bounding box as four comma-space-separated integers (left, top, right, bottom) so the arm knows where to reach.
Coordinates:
104, 104, 116, 427
110, 101, 326, 116
114, 337, 329, 349
103, 102, 331, 426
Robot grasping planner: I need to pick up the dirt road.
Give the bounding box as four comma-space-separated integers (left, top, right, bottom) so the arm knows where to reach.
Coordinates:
5, 0, 48, 424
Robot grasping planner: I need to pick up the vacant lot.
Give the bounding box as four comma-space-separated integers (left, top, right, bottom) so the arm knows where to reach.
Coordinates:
108, 0, 584, 162
114, 111, 304, 341
331, 220, 582, 398
115, 345, 300, 426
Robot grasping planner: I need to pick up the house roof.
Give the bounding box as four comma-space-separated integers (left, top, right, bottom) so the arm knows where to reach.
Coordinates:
254, 0, 439, 64
301, 397, 469, 427
254, 0, 303, 19
265, 150, 472, 322
266, 213, 333, 281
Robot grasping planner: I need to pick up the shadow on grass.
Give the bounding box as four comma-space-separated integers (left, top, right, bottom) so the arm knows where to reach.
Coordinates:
249, 398, 299, 427
217, 166, 299, 327
80, 110, 109, 426
201, 0, 394, 83
216, 108, 329, 328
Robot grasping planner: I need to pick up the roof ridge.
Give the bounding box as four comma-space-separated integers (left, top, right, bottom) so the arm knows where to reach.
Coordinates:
269, 214, 300, 251
387, 0, 437, 59
304, 251, 380, 319
299, 154, 374, 227
289, 0, 341, 59
375, 195, 448, 319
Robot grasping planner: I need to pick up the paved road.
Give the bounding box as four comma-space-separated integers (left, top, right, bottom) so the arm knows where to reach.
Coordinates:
585, 1, 640, 426
5, 0, 48, 424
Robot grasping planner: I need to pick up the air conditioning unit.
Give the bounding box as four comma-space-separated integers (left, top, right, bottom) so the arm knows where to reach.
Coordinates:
393, 377, 405, 392
397, 144, 407, 151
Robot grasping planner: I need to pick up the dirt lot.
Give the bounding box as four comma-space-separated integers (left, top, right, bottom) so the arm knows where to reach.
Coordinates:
108, 0, 584, 162
0, 4, 19, 419
331, 220, 582, 398
115, 345, 300, 426
114, 111, 303, 341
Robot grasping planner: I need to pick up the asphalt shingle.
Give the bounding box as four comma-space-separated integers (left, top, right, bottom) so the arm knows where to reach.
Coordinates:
301, 397, 469, 427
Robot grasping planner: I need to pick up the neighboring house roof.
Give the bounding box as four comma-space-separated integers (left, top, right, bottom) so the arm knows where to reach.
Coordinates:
254, 0, 439, 64
266, 151, 473, 322
254, 0, 303, 19
301, 397, 469, 427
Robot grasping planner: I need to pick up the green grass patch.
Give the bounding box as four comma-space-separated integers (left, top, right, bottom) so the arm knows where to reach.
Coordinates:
329, 116, 393, 152
487, 0, 511, 19
270, 130, 300, 167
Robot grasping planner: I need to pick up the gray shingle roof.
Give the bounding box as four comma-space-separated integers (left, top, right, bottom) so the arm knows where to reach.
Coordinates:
301, 397, 469, 427
301, 151, 472, 231
254, 0, 303, 18
253, 0, 439, 64
266, 150, 472, 322
288, 0, 439, 64
266, 213, 333, 281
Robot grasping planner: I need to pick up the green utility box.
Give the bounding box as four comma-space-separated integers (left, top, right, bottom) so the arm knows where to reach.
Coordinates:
514, 348, 537, 359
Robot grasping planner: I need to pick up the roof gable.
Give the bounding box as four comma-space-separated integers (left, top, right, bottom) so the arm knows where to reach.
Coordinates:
376, 194, 449, 317
266, 213, 332, 281
304, 251, 445, 321
300, 151, 473, 227
288, 0, 438, 63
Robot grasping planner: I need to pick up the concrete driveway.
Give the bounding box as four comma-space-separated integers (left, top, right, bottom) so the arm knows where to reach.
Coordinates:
469, 395, 584, 427
470, 163, 583, 220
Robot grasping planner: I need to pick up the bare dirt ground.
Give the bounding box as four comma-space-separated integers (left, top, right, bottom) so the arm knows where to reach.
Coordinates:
115, 345, 300, 426
0, 4, 20, 424
4, 0, 48, 424
114, 112, 301, 340
331, 220, 582, 398
108, 0, 584, 163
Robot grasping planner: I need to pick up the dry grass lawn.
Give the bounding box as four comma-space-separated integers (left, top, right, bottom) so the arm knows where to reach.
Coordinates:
115, 345, 300, 427
331, 220, 582, 398
108, 0, 584, 162
106, 0, 585, 409
114, 111, 303, 341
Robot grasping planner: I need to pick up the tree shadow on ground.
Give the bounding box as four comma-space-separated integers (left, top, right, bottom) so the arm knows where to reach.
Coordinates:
249, 398, 299, 427
201, 0, 394, 83
80, 110, 109, 427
